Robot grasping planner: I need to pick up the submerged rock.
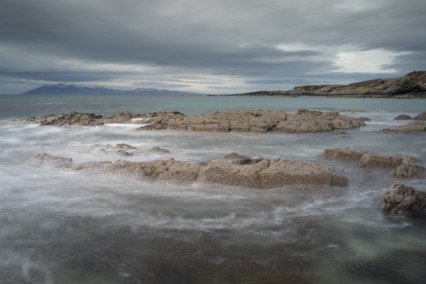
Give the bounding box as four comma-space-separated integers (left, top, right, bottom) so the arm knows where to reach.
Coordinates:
29, 153, 73, 168
393, 114, 412, 120
91, 143, 142, 156
149, 146, 171, 154
31, 154, 348, 188
322, 147, 425, 179
322, 147, 365, 161
382, 184, 426, 216
224, 153, 250, 160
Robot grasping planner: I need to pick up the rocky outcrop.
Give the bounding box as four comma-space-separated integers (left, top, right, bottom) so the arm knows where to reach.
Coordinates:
30, 154, 348, 188
390, 165, 425, 179
224, 71, 426, 97
17, 109, 366, 133
322, 148, 425, 179
393, 114, 411, 120
383, 120, 426, 133
22, 112, 103, 126
139, 109, 367, 133
356, 153, 420, 169
414, 112, 426, 120
198, 158, 348, 188
382, 184, 426, 216
20, 112, 143, 126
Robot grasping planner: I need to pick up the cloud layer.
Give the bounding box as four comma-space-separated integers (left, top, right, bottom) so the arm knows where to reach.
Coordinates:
1, 0, 425, 93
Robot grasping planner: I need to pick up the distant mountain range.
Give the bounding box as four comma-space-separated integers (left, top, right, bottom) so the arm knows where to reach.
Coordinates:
22, 83, 199, 95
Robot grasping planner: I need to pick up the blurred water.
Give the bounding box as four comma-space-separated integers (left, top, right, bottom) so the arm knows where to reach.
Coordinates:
0, 95, 425, 283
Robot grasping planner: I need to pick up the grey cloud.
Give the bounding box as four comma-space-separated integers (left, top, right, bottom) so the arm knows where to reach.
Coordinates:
0, 0, 425, 93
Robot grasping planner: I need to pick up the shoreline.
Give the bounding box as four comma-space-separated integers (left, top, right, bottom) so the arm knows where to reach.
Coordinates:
209, 93, 426, 99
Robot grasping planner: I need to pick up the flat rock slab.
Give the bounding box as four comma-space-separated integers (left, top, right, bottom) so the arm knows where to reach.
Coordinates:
322, 147, 424, 179
30, 154, 348, 188
382, 184, 426, 216
17, 109, 366, 133
139, 109, 366, 133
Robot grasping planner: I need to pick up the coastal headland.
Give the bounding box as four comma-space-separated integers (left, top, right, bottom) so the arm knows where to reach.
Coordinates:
215, 71, 426, 98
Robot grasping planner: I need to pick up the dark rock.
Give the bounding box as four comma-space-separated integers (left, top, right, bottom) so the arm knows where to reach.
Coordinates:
394, 114, 412, 120
382, 184, 426, 216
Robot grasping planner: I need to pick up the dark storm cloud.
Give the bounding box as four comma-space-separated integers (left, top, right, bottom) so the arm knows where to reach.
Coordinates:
0, 0, 425, 93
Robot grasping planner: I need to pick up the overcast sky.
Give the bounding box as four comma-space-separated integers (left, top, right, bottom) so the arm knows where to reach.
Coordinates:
1, 0, 425, 94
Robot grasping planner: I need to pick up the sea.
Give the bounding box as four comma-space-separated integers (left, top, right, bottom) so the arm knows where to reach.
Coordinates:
0, 94, 425, 283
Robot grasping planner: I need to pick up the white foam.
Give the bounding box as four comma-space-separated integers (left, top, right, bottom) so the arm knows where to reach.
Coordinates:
104, 123, 149, 129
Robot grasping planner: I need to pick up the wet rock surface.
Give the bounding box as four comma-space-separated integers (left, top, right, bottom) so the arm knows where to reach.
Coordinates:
30, 154, 349, 188
139, 109, 367, 133
322, 148, 424, 179
382, 184, 426, 216
17, 109, 366, 133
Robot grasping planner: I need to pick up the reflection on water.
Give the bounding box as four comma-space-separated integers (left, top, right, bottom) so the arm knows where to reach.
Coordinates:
0, 100, 426, 283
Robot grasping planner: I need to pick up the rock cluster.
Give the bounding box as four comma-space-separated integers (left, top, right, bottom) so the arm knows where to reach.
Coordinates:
382, 184, 426, 216
30, 154, 348, 188
385, 112, 426, 132
139, 109, 367, 133
322, 147, 424, 179
18, 109, 367, 133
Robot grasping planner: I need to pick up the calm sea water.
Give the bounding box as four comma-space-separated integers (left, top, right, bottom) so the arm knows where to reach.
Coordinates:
0, 94, 425, 283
